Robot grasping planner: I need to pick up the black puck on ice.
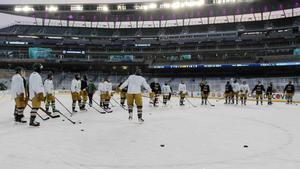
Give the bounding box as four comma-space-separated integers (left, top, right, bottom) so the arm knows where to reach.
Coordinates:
243, 145, 248, 148
79, 121, 82, 124
81, 129, 84, 131
62, 119, 65, 121
160, 144, 165, 147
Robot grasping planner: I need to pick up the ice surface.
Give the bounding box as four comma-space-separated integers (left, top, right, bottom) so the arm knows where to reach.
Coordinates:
0, 94, 300, 169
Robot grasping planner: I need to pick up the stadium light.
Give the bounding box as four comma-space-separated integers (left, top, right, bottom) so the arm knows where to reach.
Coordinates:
71, 5, 83, 11
14, 6, 35, 12
46, 5, 58, 12
148, 3, 157, 9
97, 5, 109, 12
171, 2, 181, 9
160, 3, 171, 9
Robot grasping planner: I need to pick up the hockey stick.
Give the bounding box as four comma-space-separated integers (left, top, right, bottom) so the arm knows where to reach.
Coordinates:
111, 97, 128, 111
54, 97, 78, 124
207, 100, 215, 107
26, 104, 50, 121
55, 97, 73, 116
92, 99, 112, 113
185, 98, 197, 108
90, 106, 106, 114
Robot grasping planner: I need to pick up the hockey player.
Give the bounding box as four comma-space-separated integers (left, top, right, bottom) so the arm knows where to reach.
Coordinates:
102, 79, 113, 111
266, 82, 274, 105
150, 79, 161, 107
224, 81, 233, 104
284, 81, 295, 104
118, 81, 127, 107
252, 81, 265, 105
231, 79, 240, 104
201, 81, 210, 105
44, 72, 59, 114
87, 80, 97, 107
11, 67, 27, 123
178, 80, 187, 106
80, 75, 88, 111
98, 78, 105, 107
239, 81, 250, 105
29, 63, 45, 126
120, 69, 152, 122
162, 82, 172, 105
71, 73, 82, 112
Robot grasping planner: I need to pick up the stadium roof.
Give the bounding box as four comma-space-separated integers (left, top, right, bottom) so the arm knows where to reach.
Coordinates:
0, 0, 161, 5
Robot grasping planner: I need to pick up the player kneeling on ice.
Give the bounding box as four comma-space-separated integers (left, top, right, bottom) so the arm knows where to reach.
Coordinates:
29, 63, 45, 127
239, 81, 250, 105
71, 73, 83, 113
178, 80, 187, 106
266, 82, 274, 105
201, 81, 210, 105
162, 82, 172, 105
44, 72, 60, 115
252, 81, 265, 105
119, 69, 152, 122
284, 81, 295, 104
11, 67, 28, 123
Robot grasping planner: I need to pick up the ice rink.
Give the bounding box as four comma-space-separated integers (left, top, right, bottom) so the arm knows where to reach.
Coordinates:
0, 94, 300, 169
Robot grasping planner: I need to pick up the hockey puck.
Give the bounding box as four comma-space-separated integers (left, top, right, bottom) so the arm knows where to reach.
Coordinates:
79, 122, 82, 124
62, 119, 65, 121
81, 129, 84, 131
160, 144, 165, 147
243, 145, 248, 148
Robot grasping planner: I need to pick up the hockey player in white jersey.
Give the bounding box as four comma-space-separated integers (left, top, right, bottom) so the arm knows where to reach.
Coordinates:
239, 81, 250, 105
178, 80, 187, 106
98, 78, 105, 108
120, 69, 152, 122
71, 73, 82, 112
162, 82, 172, 105
11, 67, 27, 123
44, 72, 59, 114
231, 79, 240, 104
29, 63, 45, 126
101, 79, 113, 111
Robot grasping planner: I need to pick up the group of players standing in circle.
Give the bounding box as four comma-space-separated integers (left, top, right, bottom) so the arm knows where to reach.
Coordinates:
10, 64, 297, 127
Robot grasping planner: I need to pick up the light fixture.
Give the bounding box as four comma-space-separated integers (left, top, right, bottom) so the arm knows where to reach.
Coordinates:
46, 5, 58, 12
71, 5, 83, 11
14, 6, 35, 12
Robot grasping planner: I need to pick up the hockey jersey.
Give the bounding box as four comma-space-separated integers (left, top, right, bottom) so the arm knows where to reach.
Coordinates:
44, 79, 54, 95
252, 84, 265, 94
162, 84, 171, 95
11, 74, 25, 99
178, 83, 187, 93
120, 75, 152, 94
100, 81, 112, 93
202, 85, 210, 94
232, 82, 240, 92
239, 84, 250, 94
29, 72, 45, 99
284, 84, 295, 93
71, 79, 81, 93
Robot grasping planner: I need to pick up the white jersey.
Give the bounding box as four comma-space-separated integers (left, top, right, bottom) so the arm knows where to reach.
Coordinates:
120, 75, 152, 94
178, 83, 187, 93
162, 84, 171, 95
29, 72, 44, 99
232, 82, 240, 92
100, 81, 112, 93
44, 79, 54, 95
71, 79, 81, 93
239, 84, 250, 94
11, 74, 25, 99
98, 82, 105, 94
